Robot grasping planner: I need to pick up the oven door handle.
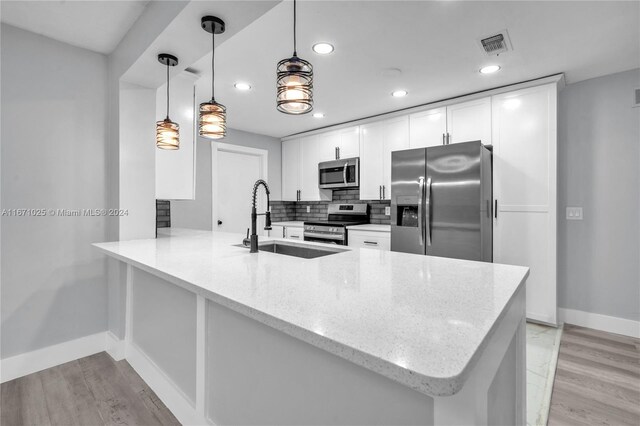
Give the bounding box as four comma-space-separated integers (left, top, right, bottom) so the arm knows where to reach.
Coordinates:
303, 232, 345, 241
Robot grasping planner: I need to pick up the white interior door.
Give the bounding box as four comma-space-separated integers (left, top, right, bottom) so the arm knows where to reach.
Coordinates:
213, 143, 268, 236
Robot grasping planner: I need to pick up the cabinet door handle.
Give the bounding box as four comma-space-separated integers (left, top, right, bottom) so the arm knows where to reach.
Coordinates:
290, 235, 300, 239
382, 185, 386, 199
379, 185, 382, 200
442, 133, 446, 145
494, 199, 498, 219
447, 133, 451, 145
364, 241, 378, 245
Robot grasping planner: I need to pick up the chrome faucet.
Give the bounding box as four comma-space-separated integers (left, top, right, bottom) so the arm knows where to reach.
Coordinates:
243, 179, 272, 253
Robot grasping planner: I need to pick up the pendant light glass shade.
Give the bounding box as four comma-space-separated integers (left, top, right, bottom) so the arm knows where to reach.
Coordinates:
276, 0, 313, 115
276, 56, 313, 114
199, 16, 227, 139
198, 101, 226, 139
156, 118, 180, 149
156, 53, 180, 150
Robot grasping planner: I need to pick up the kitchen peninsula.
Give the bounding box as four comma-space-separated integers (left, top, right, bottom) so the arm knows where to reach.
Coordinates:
94, 229, 529, 425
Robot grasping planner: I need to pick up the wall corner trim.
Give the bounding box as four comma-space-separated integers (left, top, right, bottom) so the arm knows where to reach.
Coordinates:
559, 308, 640, 338
0, 332, 108, 383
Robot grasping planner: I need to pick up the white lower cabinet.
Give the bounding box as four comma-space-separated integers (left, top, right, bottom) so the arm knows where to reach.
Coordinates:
348, 230, 390, 250
284, 226, 304, 240
268, 225, 285, 238
491, 83, 557, 325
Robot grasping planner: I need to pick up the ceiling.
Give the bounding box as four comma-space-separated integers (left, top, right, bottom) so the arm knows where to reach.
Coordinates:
2, 1, 638, 139
0, 1, 150, 54
187, 0, 639, 138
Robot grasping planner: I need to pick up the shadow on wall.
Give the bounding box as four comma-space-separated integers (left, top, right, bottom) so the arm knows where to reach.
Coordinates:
1, 260, 108, 359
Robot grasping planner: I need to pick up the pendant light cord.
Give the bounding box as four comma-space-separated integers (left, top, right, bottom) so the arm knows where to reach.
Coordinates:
166, 62, 170, 120
211, 30, 216, 101
293, 0, 297, 56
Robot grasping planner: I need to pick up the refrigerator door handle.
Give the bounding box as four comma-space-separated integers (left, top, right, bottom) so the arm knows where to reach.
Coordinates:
425, 177, 432, 246
418, 177, 424, 246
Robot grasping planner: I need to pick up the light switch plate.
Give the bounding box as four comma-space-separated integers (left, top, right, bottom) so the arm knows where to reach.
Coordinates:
566, 207, 583, 220
306, 205, 310, 213
385, 206, 391, 216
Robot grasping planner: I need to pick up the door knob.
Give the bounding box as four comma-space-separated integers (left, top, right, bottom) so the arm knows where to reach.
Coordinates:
217, 220, 223, 225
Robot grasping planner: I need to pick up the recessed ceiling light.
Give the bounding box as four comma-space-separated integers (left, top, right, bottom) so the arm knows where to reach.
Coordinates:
312, 42, 334, 55
313, 112, 324, 118
392, 90, 408, 97
479, 65, 501, 74
234, 82, 251, 91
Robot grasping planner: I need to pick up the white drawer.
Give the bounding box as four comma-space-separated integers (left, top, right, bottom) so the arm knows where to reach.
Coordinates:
348, 230, 390, 250
285, 226, 304, 240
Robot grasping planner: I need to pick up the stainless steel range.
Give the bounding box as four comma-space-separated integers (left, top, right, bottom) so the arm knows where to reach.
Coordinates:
303, 204, 369, 245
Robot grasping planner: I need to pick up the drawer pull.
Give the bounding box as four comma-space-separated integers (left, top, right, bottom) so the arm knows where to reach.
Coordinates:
363, 241, 378, 245
290, 235, 300, 239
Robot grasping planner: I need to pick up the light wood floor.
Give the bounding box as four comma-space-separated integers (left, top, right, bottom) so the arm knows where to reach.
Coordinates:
0, 351, 179, 426
548, 324, 640, 426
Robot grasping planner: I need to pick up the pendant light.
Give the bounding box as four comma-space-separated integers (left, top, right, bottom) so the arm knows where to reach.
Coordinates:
156, 53, 180, 150
199, 16, 227, 139
276, 0, 313, 114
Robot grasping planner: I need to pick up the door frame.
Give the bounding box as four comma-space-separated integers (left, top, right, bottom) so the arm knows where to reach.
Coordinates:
211, 142, 269, 234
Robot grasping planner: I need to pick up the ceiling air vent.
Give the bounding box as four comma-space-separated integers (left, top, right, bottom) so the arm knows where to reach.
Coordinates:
478, 30, 512, 56
634, 88, 640, 108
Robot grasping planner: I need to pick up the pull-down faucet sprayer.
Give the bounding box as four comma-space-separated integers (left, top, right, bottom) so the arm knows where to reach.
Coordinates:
244, 179, 272, 253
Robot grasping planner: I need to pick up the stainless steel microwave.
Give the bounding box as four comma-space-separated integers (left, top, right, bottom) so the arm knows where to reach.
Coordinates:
318, 158, 359, 189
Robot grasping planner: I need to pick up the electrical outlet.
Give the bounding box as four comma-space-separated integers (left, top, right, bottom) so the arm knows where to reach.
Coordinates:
306, 205, 310, 213
385, 206, 391, 216
566, 207, 583, 220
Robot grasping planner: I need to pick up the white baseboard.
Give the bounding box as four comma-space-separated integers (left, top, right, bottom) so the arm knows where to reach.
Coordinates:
126, 342, 208, 425
106, 331, 126, 361
0, 332, 108, 383
559, 308, 640, 338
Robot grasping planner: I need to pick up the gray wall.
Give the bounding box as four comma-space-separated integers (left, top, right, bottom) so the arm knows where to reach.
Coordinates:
558, 68, 640, 321
171, 128, 281, 230
1, 25, 109, 357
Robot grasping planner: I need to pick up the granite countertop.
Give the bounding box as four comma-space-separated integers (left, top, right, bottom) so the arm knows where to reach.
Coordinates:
346, 224, 391, 232
271, 221, 305, 227
93, 230, 528, 397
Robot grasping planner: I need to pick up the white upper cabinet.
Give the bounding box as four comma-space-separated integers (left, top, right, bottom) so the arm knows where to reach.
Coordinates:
446, 97, 492, 145
156, 72, 197, 200
409, 108, 447, 148
337, 126, 360, 159
281, 139, 300, 201
317, 126, 360, 161
281, 136, 330, 202
300, 135, 330, 201
317, 131, 341, 162
359, 122, 385, 200
491, 83, 557, 325
360, 116, 409, 200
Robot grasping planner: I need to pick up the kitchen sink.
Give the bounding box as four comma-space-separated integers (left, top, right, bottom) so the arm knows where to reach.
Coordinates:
236, 241, 347, 259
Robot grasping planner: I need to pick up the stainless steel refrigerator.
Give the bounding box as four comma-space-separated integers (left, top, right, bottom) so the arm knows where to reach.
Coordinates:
390, 141, 493, 262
